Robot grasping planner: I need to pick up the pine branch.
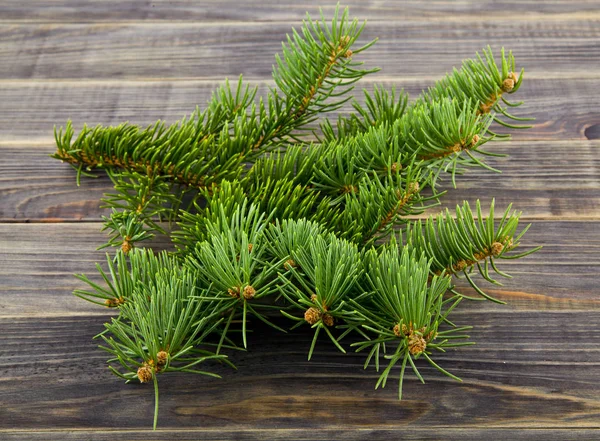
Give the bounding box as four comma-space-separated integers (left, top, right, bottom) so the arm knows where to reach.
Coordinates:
185, 201, 285, 349
320, 85, 408, 142
277, 232, 362, 359
406, 199, 542, 304
350, 242, 471, 398
51, 6, 545, 427
256, 4, 378, 149
418, 46, 533, 134
100, 265, 231, 429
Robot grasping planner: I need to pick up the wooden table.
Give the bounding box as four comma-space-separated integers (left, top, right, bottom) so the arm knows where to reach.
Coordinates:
1, 1, 599, 439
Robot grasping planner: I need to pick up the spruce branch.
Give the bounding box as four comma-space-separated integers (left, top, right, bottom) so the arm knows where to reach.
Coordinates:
320, 85, 409, 142
100, 266, 231, 430
418, 46, 533, 134
259, 4, 378, 149
277, 233, 362, 359
73, 248, 181, 307
99, 170, 183, 251
185, 201, 285, 349
350, 242, 471, 399
50, 5, 544, 428
53, 76, 257, 188
406, 199, 542, 304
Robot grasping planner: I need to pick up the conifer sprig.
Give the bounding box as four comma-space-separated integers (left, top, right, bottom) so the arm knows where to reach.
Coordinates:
50, 5, 543, 430
351, 243, 472, 399
406, 199, 542, 304
419, 46, 533, 134
100, 267, 231, 430
277, 232, 362, 359
186, 201, 286, 349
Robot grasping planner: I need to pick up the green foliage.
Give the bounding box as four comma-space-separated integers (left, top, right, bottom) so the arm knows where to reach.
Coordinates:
50, 5, 542, 430
278, 233, 362, 359
351, 243, 471, 399
100, 266, 230, 429
406, 199, 542, 304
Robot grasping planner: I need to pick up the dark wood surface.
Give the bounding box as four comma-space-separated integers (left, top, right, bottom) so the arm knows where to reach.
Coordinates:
1, 1, 599, 439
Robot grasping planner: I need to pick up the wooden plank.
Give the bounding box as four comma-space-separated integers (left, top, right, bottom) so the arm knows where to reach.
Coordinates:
2, 429, 600, 441
0, 221, 598, 317
1, 140, 599, 221
1, 0, 599, 23
1, 77, 598, 143
0, 21, 598, 81
0, 312, 599, 432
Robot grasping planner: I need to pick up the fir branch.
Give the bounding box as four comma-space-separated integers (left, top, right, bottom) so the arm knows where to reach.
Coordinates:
73, 248, 181, 307
418, 46, 533, 133
100, 266, 231, 429
255, 4, 379, 150
406, 199, 542, 304
350, 242, 471, 399
185, 201, 285, 349
320, 85, 408, 142
277, 232, 362, 359
99, 170, 183, 251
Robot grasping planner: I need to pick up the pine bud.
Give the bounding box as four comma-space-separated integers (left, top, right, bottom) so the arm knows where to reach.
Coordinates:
491, 241, 504, 257
408, 333, 427, 355
137, 365, 153, 383
502, 72, 518, 92
247, 243, 253, 252
284, 259, 297, 270
105, 297, 124, 308
452, 259, 468, 272
393, 324, 402, 337
322, 313, 334, 327
407, 182, 420, 194
242, 285, 256, 300
157, 351, 168, 369
471, 134, 480, 147
304, 307, 321, 325
121, 240, 133, 254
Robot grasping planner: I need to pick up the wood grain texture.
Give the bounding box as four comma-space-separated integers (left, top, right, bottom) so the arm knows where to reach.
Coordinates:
2, 140, 599, 221
1, 77, 599, 143
1, 20, 599, 81
2, 429, 600, 441
2, 0, 600, 23
0, 312, 599, 433
1, 221, 598, 317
